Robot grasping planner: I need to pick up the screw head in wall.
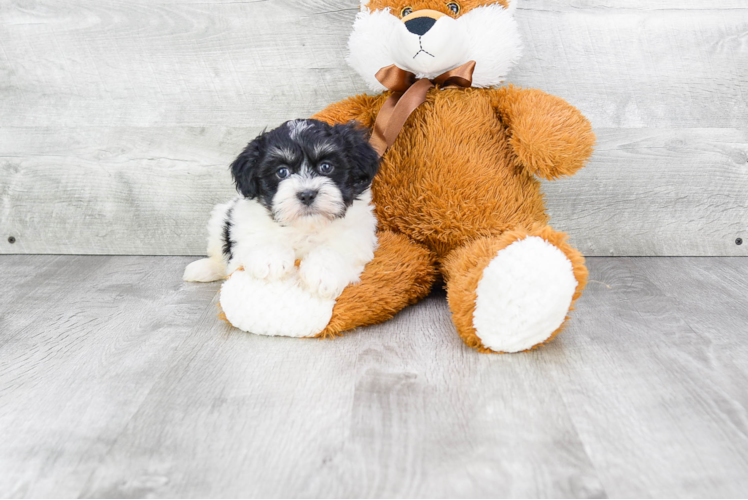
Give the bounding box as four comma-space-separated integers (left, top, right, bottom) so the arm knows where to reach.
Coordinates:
7, 236, 16, 244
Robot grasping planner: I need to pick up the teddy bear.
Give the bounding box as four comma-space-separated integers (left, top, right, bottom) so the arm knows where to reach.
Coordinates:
219, 0, 595, 352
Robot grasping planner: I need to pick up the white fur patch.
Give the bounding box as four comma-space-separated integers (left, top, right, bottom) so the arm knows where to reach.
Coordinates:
347, 4, 522, 91
462, 5, 523, 88
227, 189, 377, 278
287, 119, 311, 140
272, 173, 346, 225
220, 272, 335, 338
472, 236, 577, 353
299, 246, 361, 299
241, 243, 296, 281
183, 257, 226, 282
347, 9, 401, 92
198, 190, 378, 337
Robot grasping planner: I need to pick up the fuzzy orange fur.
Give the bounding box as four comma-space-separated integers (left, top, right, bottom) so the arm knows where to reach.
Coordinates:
312, 83, 594, 351
441, 224, 588, 353
315, 231, 438, 338
305, 0, 595, 351
365, 0, 509, 17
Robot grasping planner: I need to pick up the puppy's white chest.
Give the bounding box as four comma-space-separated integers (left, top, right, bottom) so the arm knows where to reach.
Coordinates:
283, 226, 331, 259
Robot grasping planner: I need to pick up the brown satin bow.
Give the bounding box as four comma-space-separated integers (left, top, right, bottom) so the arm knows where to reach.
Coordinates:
369, 60, 476, 156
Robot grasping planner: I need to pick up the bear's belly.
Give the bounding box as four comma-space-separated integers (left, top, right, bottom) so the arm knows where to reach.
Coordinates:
372, 88, 548, 258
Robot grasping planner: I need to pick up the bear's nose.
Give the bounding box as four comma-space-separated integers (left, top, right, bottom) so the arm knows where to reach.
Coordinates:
404, 16, 436, 36
297, 190, 318, 206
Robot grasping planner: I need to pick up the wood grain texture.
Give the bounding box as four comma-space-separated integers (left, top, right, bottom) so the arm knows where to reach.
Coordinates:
1, 0, 747, 256
544, 257, 748, 497
0, 256, 222, 498
80, 295, 604, 499
1, 0, 746, 128
545, 128, 748, 256
1, 127, 745, 256
1, 255, 748, 497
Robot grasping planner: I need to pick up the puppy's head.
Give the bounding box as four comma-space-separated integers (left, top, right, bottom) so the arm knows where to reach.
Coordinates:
230, 119, 380, 226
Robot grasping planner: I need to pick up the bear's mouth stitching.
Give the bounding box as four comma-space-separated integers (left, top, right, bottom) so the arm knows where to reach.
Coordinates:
413, 36, 435, 59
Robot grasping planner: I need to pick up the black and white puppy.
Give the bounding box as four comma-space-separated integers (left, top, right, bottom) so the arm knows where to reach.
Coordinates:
183, 119, 380, 299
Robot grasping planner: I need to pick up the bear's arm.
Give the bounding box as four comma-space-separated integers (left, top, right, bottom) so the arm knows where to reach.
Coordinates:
490, 85, 596, 180
311, 93, 388, 129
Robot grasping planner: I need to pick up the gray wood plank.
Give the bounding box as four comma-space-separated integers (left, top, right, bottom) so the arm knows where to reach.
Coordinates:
0, 256, 113, 351
514, 1, 748, 129
0, 126, 240, 255
2, 127, 745, 256
0, 256, 221, 497
0, 0, 745, 128
79, 293, 604, 498
0, 255, 62, 309
545, 257, 748, 497
1, 1, 747, 256
544, 128, 748, 257
2, 255, 748, 497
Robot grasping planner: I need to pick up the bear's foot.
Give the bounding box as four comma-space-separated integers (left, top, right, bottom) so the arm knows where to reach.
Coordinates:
443, 226, 588, 353
473, 236, 577, 352
219, 271, 334, 338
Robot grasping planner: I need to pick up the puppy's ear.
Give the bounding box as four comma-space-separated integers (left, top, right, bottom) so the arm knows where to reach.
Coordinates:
333, 122, 380, 195
230, 133, 266, 199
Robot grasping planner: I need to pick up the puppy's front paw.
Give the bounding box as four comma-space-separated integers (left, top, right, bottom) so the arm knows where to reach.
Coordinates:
299, 250, 354, 299
241, 246, 295, 281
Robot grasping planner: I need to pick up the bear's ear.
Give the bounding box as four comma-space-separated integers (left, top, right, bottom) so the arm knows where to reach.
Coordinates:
505, 0, 519, 15
230, 133, 267, 199
333, 122, 380, 195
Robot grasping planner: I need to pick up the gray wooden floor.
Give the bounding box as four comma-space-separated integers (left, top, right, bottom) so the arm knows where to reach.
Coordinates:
1, 256, 747, 498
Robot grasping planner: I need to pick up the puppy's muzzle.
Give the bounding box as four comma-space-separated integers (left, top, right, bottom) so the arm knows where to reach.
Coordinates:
297, 189, 318, 206
403, 9, 445, 36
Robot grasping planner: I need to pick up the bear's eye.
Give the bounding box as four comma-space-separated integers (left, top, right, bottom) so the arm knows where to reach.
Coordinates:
318, 162, 334, 175
446, 2, 460, 15
400, 6, 413, 17
276, 167, 290, 179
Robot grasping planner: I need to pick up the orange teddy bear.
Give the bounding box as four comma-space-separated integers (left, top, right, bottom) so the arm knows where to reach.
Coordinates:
221, 0, 595, 352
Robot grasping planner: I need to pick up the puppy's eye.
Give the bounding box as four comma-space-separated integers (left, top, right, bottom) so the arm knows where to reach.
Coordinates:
318, 162, 334, 175
276, 167, 290, 179
400, 6, 413, 17
446, 2, 460, 14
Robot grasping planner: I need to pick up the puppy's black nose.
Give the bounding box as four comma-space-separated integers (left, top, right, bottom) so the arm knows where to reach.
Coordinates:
404, 17, 436, 36
297, 190, 318, 206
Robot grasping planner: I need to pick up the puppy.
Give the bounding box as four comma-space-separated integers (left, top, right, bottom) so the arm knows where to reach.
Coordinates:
183, 119, 380, 299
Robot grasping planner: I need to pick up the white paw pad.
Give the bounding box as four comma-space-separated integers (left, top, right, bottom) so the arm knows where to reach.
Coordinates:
473, 236, 578, 353
219, 271, 335, 338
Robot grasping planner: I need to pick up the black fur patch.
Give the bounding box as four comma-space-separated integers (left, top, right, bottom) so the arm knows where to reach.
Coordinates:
222, 205, 234, 261
228, 119, 380, 214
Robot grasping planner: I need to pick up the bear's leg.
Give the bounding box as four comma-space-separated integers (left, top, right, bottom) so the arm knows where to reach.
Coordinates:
442, 225, 588, 353
315, 231, 438, 338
